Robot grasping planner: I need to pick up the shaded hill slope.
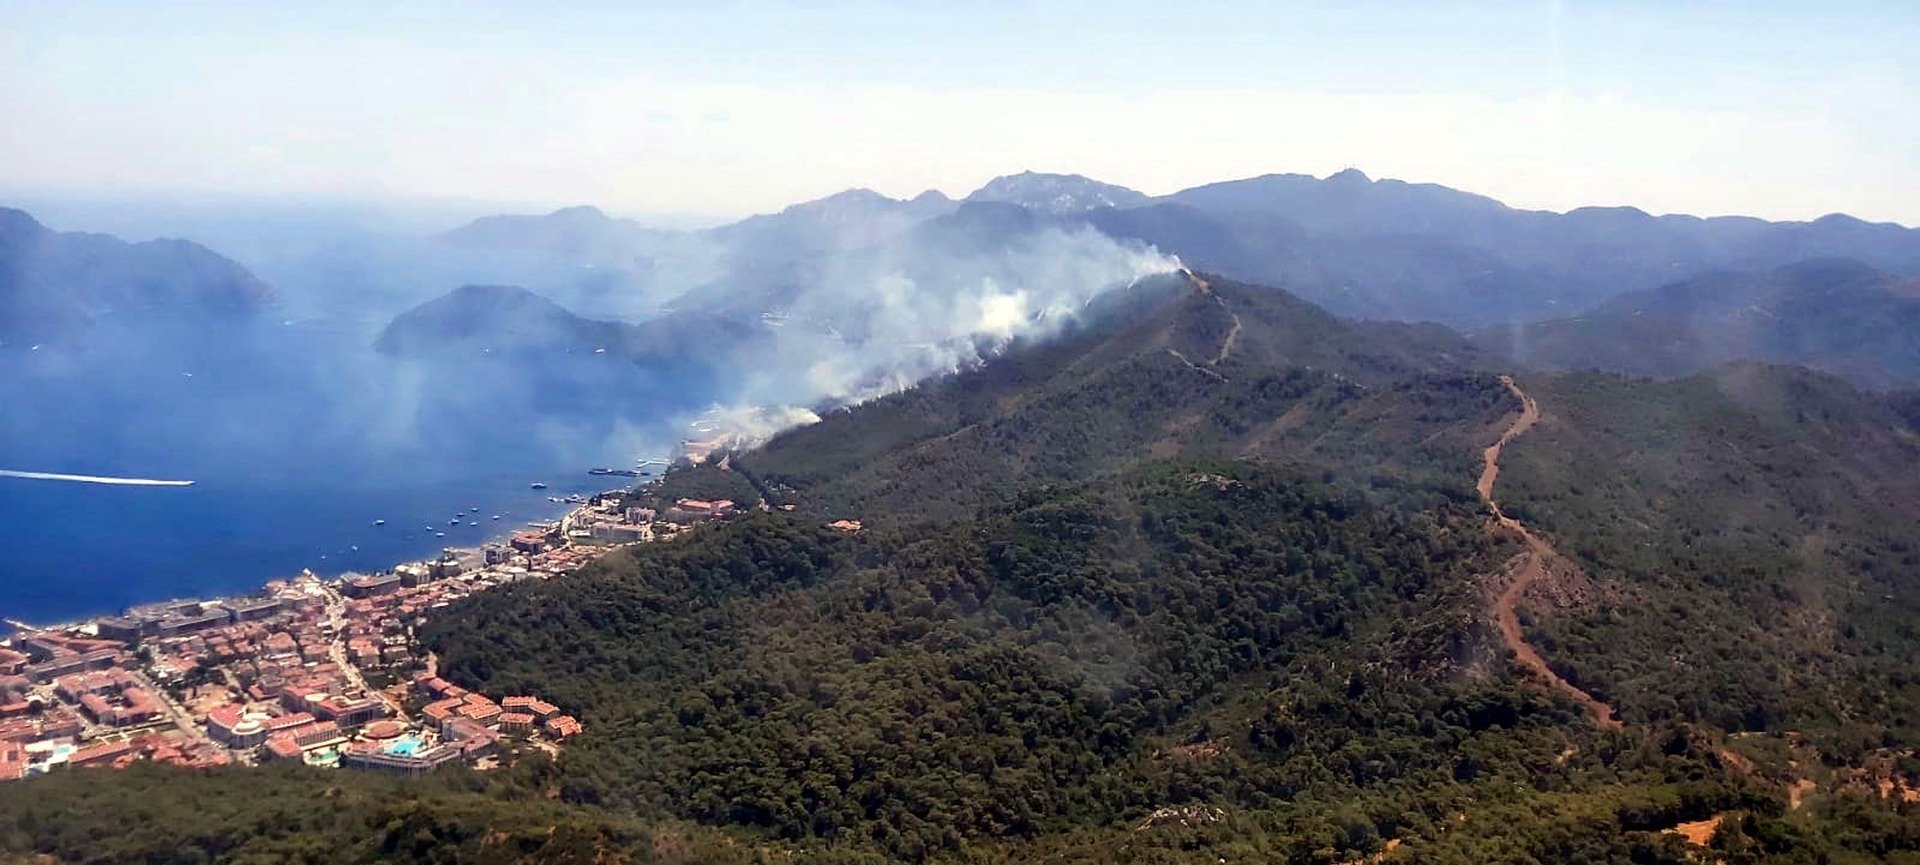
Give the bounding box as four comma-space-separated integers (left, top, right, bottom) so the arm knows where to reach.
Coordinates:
426, 461, 1802, 863
1476, 259, 1920, 389
0, 206, 272, 341
738, 272, 1505, 521
375, 284, 629, 356
375, 283, 775, 376
1496, 364, 1920, 741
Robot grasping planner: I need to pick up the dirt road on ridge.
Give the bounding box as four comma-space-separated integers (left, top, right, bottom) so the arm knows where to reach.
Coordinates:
1479, 375, 1621, 729
1167, 272, 1243, 378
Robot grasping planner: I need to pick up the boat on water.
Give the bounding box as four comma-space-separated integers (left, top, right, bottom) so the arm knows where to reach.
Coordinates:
588, 467, 641, 477
372, 519, 385, 526
529, 482, 548, 490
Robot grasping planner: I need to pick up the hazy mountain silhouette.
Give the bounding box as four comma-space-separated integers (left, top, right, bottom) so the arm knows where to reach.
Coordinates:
963, 170, 1151, 214
1477, 259, 1920, 388
0, 207, 272, 341
1090, 169, 1920, 327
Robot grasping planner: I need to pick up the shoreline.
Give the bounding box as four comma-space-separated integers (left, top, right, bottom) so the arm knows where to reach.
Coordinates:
1, 483, 634, 640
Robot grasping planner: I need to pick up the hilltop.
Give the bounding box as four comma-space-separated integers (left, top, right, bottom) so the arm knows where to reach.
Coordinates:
738, 271, 1500, 520
0, 206, 273, 342
375, 284, 628, 357
963, 171, 1152, 214
403, 274, 1917, 862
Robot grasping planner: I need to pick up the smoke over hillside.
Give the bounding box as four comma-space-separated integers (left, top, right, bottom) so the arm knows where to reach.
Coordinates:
736, 222, 1181, 408
380, 205, 1182, 450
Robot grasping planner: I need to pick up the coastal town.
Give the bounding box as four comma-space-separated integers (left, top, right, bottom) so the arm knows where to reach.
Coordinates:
0, 477, 753, 784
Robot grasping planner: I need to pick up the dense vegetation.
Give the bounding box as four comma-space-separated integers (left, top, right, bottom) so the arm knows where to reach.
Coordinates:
1496, 365, 1920, 748
421, 462, 1854, 863
0, 760, 758, 865
7, 275, 1918, 864
739, 275, 1506, 522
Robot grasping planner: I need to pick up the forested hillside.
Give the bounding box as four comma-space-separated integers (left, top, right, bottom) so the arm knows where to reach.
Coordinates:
738, 273, 1505, 521
0, 760, 755, 865
1, 206, 272, 341
418, 463, 1866, 863
413, 276, 1918, 862
6, 273, 1918, 865
1494, 365, 1920, 744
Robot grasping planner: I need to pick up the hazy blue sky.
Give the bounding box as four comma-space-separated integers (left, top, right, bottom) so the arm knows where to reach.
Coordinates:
3, 1, 1914, 223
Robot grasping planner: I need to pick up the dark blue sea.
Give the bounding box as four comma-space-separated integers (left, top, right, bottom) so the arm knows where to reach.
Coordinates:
0, 318, 694, 626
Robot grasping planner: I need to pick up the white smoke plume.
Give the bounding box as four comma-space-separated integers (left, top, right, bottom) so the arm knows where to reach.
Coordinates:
725, 223, 1180, 420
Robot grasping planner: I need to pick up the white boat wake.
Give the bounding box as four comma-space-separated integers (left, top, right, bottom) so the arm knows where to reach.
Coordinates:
0, 469, 194, 487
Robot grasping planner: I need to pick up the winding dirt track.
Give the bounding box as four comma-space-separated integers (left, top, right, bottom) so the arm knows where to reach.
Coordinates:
1209, 296, 1243, 366
1480, 375, 1621, 729
1167, 272, 1243, 379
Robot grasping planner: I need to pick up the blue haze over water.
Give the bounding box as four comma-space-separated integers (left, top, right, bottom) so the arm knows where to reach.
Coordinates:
0, 472, 606, 625
0, 317, 690, 626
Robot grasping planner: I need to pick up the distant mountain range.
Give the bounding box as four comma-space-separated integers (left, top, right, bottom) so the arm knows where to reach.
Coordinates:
406, 170, 1920, 391
438, 168, 1920, 333
0, 207, 272, 342
13, 165, 1920, 391
1112, 169, 1920, 327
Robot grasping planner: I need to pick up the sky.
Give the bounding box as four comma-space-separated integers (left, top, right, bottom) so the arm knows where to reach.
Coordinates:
2, 1, 1915, 225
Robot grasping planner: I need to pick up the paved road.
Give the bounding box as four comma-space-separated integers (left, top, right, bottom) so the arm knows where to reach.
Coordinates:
128, 668, 206, 741
318, 583, 409, 723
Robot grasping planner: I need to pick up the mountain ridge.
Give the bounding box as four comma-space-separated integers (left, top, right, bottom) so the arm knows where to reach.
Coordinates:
963, 171, 1152, 214
1479, 258, 1920, 388
419, 167, 1920, 335
0, 206, 274, 341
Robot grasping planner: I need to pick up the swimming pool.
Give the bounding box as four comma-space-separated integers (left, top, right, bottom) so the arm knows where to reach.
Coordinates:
383, 734, 426, 757
303, 746, 341, 769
